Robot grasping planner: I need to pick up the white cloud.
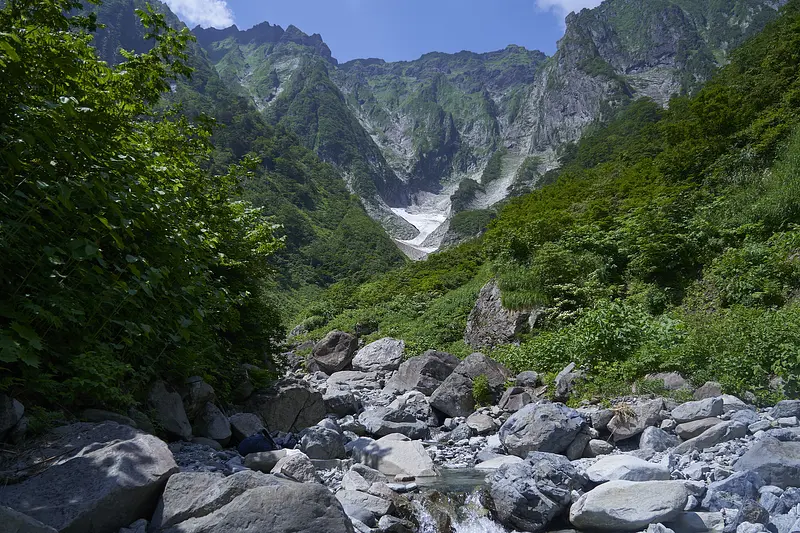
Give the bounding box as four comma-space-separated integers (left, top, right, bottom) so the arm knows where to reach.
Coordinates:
163, 0, 234, 28
535, 0, 603, 19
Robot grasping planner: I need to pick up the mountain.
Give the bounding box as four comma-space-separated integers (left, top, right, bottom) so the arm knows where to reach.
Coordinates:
191, 0, 786, 257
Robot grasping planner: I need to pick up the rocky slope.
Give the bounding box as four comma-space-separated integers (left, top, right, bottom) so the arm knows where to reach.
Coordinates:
189, 0, 786, 257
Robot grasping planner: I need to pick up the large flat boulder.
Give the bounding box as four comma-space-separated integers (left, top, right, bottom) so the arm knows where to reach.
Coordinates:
160, 479, 355, 533
384, 350, 460, 395
246, 379, 325, 433
734, 438, 800, 489
569, 480, 689, 531
352, 338, 405, 374
1, 430, 178, 533
499, 402, 584, 457
349, 435, 437, 478
311, 330, 358, 374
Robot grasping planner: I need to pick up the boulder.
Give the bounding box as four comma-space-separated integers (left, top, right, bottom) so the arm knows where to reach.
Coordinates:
229, 413, 265, 442
159, 479, 355, 533
608, 399, 665, 442
387, 391, 438, 426
676, 418, 724, 440
577, 406, 615, 432
0, 430, 178, 533
335, 490, 394, 519
665, 512, 725, 533
585, 439, 615, 457
384, 350, 460, 395
192, 402, 231, 446
0, 506, 57, 533
300, 426, 346, 460
271, 451, 322, 483
586, 455, 670, 482
464, 280, 532, 349
702, 471, 764, 511
554, 363, 584, 402
352, 338, 405, 374
328, 371, 382, 391
499, 386, 536, 413
499, 402, 584, 457
488, 452, 586, 532
182, 376, 216, 419
646, 372, 692, 391
81, 408, 136, 428
475, 456, 525, 471
569, 480, 689, 531
734, 438, 800, 489
566, 425, 597, 460
244, 450, 287, 473
324, 387, 361, 417
359, 407, 430, 440
350, 435, 437, 478
128, 409, 156, 434
671, 398, 724, 424
516, 371, 540, 388
430, 353, 511, 418
694, 381, 724, 400
246, 379, 325, 433
311, 330, 358, 374
771, 400, 800, 420
151, 470, 280, 529
674, 421, 747, 454
639, 426, 679, 452
466, 412, 497, 435
148, 381, 192, 440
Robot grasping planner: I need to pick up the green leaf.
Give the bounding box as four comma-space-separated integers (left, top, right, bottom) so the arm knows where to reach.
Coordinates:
10, 323, 42, 350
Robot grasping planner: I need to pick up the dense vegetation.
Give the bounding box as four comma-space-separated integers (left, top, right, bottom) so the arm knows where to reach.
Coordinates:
298, 0, 800, 404
0, 0, 287, 409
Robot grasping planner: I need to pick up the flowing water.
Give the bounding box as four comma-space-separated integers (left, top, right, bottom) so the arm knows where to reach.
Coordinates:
414, 491, 509, 533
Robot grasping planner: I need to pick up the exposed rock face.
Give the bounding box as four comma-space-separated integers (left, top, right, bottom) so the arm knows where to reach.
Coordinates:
569, 480, 689, 531
246, 379, 325, 433
430, 352, 511, 417
464, 280, 531, 349
311, 331, 359, 374
1, 428, 178, 533
384, 350, 460, 395
499, 402, 584, 457
488, 452, 586, 532
352, 338, 405, 374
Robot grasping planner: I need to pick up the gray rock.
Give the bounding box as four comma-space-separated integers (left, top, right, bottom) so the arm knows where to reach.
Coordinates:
499, 402, 584, 457
640, 426, 679, 451
160, 479, 355, 533
430, 353, 511, 418
771, 401, 800, 420
570, 480, 689, 531
119, 518, 148, 533
352, 338, 405, 374
229, 412, 265, 442
721, 395, 750, 414
387, 391, 438, 426
672, 398, 724, 424
516, 371, 540, 388
151, 470, 279, 529
0, 506, 58, 533
566, 425, 597, 460
183, 376, 216, 419
81, 409, 136, 428
647, 372, 692, 391
736, 523, 768, 533
335, 490, 394, 519
694, 382, 724, 400
577, 406, 615, 432
608, 399, 665, 442
665, 512, 725, 533
674, 421, 747, 454
324, 387, 361, 417
586, 454, 670, 482
488, 452, 585, 532
342, 470, 373, 492
311, 330, 358, 374
585, 439, 614, 457
328, 371, 382, 391
384, 350, 460, 395
702, 471, 764, 511
554, 363, 584, 403
244, 450, 287, 472
499, 386, 535, 413
350, 435, 437, 478
0, 431, 177, 533
677, 418, 724, 440
128, 409, 156, 434
300, 426, 347, 459
191, 436, 223, 450
359, 407, 430, 440
466, 412, 497, 435
734, 438, 800, 488
246, 379, 325, 433
475, 455, 525, 470
464, 280, 532, 349
647, 525, 676, 533
271, 452, 322, 483
377, 515, 414, 533
192, 402, 231, 446
351, 463, 388, 484
148, 380, 192, 440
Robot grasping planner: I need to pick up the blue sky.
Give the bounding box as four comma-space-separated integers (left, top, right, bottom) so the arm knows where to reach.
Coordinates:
163, 0, 603, 62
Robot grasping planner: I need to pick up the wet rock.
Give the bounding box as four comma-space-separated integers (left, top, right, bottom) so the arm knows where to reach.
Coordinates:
586, 454, 670, 482
148, 381, 192, 440
384, 350, 460, 395
311, 330, 358, 374
608, 398, 664, 442
464, 280, 532, 349
352, 338, 405, 374
1, 430, 177, 533
246, 379, 325, 433
499, 402, 584, 457
569, 480, 688, 531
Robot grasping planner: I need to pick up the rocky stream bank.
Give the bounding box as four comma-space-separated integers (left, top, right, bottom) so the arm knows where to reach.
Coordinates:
3, 329, 800, 533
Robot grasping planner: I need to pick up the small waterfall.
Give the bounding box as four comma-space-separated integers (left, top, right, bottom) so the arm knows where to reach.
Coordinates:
414, 491, 509, 533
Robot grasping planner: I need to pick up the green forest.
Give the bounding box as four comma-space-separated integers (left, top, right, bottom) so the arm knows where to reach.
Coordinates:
2, 0, 800, 424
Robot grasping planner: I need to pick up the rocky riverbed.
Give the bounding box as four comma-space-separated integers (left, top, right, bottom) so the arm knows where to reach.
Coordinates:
3, 330, 800, 533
